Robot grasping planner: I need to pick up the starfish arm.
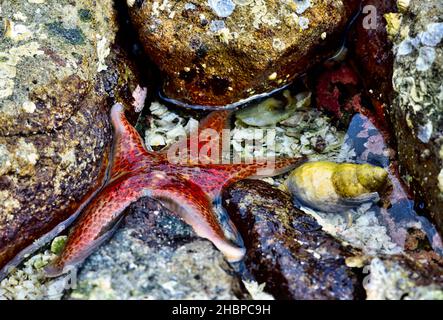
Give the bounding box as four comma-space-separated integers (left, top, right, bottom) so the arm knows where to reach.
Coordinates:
191, 156, 306, 198
109, 103, 157, 179
198, 110, 232, 133
177, 110, 232, 163
150, 174, 245, 262
230, 156, 306, 180
45, 173, 150, 277
46, 171, 244, 276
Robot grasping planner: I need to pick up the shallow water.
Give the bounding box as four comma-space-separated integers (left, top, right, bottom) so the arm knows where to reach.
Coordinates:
339, 113, 443, 255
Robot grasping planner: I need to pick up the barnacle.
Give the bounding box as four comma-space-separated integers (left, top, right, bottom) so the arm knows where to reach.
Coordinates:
385, 13, 402, 39
397, 0, 410, 13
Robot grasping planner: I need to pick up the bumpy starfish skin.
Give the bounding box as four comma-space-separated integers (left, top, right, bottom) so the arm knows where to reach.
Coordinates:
45, 103, 303, 276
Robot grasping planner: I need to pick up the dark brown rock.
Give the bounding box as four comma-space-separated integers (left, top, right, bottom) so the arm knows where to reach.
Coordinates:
0, 99, 110, 273
222, 180, 364, 300
129, 0, 360, 108
349, 0, 397, 113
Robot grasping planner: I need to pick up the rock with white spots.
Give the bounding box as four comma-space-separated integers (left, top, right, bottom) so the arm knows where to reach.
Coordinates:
364, 256, 443, 300
0, 0, 117, 135
390, 0, 443, 235
0, 0, 145, 275
128, 0, 360, 108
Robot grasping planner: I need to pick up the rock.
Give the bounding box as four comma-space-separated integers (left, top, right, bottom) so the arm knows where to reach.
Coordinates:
0, 101, 110, 274
0, 0, 116, 136
0, 0, 145, 274
222, 180, 364, 300
348, 0, 397, 121
129, 0, 360, 108
67, 197, 247, 300
390, 0, 443, 235
315, 62, 360, 119
284, 161, 388, 213
364, 255, 443, 300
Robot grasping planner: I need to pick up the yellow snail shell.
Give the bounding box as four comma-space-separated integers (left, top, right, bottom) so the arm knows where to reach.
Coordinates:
283, 161, 388, 213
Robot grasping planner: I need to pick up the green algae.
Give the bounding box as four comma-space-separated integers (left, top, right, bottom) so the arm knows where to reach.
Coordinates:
50, 236, 67, 255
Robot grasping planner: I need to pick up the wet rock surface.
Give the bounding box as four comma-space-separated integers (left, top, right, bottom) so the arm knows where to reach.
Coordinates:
222, 179, 364, 300
67, 197, 247, 300
390, 0, 443, 235
349, 0, 397, 114
0, 1, 145, 273
129, 0, 360, 107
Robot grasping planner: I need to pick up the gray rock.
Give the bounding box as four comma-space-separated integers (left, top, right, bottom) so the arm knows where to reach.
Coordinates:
390, 0, 443, 235
364, 255, 443, 300
67, 198, 248, 300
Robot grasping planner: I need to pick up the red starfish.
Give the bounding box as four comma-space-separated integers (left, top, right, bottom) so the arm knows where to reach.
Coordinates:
45, 103, 303, 276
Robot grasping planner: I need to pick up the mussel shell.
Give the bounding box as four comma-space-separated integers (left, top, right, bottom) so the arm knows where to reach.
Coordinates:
235, 91, 311, 127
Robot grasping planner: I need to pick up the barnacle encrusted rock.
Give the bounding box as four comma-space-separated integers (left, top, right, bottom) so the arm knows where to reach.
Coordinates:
222, 180, 364, 300
128, 0, 360, 108
0, 0, 145, 273
364, 255, 443, 300
390, 0, 443, 235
